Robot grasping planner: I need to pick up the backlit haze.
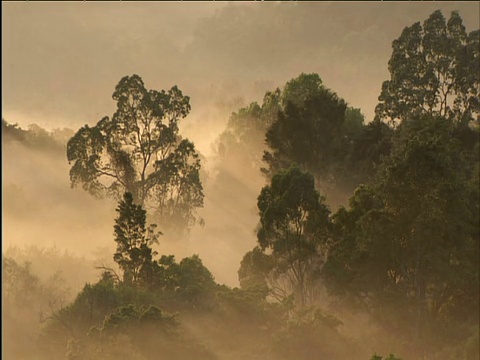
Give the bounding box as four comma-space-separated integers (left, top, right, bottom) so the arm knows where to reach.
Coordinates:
3, 1, 479, 287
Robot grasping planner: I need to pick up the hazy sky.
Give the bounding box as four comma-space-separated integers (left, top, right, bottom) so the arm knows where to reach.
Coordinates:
3, 1, 479, 286
3, 2, 480, 154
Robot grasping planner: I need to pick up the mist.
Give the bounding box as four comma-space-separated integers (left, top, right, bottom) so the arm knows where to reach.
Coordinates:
4, 2, 480, 133
3, 2, 479, 360
4, 0, 479, 280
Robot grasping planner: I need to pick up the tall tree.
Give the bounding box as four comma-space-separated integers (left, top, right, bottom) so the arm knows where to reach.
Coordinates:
324, 115, 479, 355
67, 75, 204, 233
113, 192, 159, 285
375, 10, 480, 126
262, 73, 348, 178
255, 167, 331, 307
260, 73, 390, 208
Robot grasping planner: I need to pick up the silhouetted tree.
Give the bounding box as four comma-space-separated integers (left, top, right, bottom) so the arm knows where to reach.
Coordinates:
324, 115, 479, 355
256, 167, 331, 307
67, 75, 204, 233
376, 10, 480, 126
113, 192, 159, 285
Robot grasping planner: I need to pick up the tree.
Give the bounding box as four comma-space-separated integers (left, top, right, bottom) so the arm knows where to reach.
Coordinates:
217, 73, 389, 209
261, 73, 386, 208
2, 119, 67, 152
67, 74, 204, 233
324, 115, 479, 356
280, 73, 324, 108
2, 257, 40, 307
152, 254, 216, 308
349, 118, 394, 180
216, 88, 281, 172
255, 166, 331, 307
263, 74, 348, 179
64, 272, 122, 331
174, 255, 216, 307
375, 10, 480, 126
238, 246, 273, 294
113, 192, 159, 285
2, 119, 27, 143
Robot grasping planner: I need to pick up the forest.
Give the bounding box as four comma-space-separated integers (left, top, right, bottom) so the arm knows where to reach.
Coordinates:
2, 8, 479, 360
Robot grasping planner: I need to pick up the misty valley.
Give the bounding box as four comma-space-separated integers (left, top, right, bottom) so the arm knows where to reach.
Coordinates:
3, 7, 479, 360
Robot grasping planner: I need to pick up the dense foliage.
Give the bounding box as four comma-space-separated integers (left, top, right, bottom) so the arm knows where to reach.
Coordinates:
376, 10, 480, 126
253, 167, 331, 307
113, 192, 160, 285
66, 75, 204, 234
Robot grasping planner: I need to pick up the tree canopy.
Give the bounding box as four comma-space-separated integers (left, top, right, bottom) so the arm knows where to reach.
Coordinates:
67, 75, 204, 233
254, 166, 331, 307
376, 10, 480, 126
324, 115, 479, 354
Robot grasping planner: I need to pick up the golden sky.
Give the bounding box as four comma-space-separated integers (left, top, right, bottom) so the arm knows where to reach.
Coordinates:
3, 2, 479, 142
